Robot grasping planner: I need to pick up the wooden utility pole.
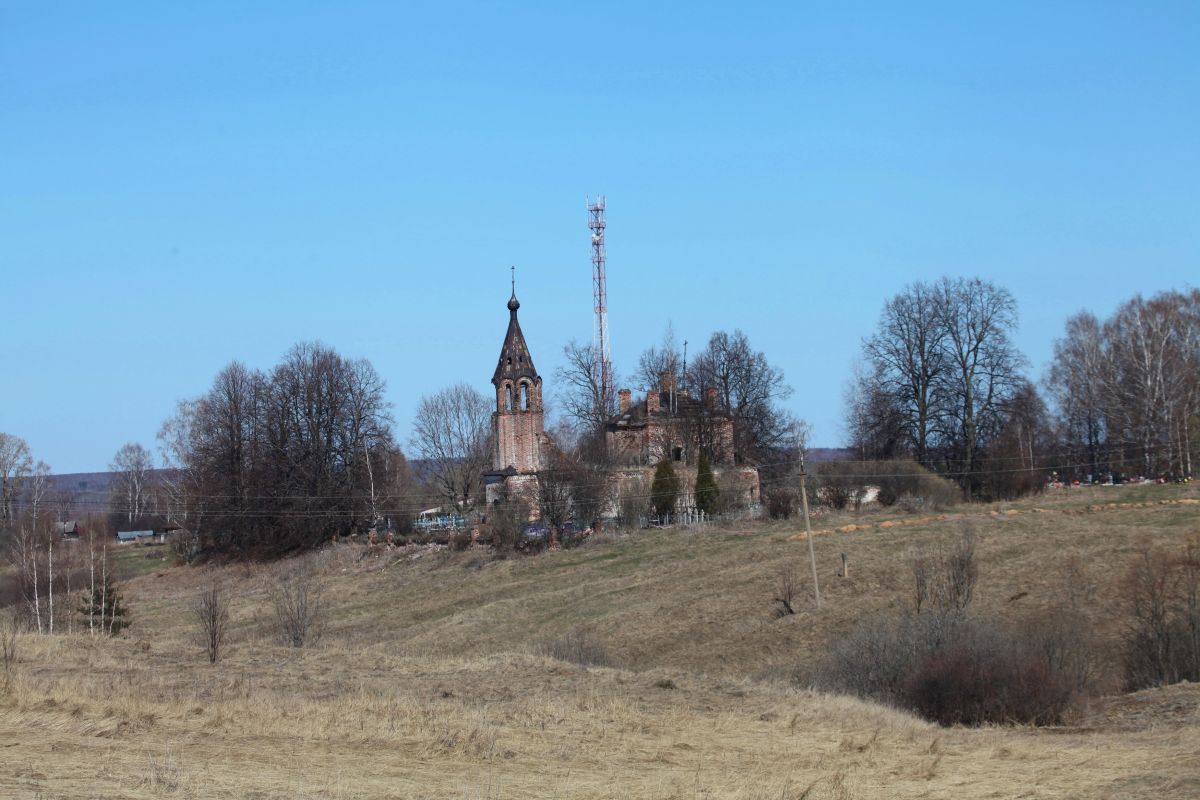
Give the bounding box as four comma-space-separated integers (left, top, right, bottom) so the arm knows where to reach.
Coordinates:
799, 454, 820, 609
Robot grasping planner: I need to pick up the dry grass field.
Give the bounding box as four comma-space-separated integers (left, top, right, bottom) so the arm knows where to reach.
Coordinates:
3, 482, 1199, 799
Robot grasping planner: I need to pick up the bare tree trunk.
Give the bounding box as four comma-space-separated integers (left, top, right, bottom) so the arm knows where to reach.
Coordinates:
1185, 412, 1194, 479
88, 525, 96, 635
30, 526, 42, 634
47, 531, 54, 634
364, 439, 378, 531
64, 546, 72, 634
100, 543, 109, 635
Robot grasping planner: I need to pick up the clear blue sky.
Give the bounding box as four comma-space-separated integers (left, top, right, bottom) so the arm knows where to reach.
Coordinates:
3, 2, 1197, 473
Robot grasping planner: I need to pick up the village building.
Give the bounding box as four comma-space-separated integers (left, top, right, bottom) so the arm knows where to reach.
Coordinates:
605, 375, 761, 511
606, 375, 735, 467
482, 284, 761, 515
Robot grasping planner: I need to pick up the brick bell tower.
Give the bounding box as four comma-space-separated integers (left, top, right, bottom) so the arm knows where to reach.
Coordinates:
490, 275, 544, 474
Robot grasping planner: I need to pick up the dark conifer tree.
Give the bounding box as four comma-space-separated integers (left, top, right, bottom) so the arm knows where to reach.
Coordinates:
80, 572, 129, 635
651, 459, 680, 519
694, 450, 719, 515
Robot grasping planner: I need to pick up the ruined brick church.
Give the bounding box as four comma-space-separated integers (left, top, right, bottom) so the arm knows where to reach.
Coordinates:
483, 285, 760, 513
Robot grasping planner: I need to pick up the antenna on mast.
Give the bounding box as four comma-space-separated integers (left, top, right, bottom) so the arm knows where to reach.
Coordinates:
588, 196, 613, 417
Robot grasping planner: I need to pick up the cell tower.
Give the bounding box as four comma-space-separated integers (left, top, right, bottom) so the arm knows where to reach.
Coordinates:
588, 196, 614, 416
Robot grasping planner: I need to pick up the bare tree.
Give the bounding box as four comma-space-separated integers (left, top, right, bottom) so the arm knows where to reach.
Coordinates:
110, 442, 154, 526
272, 563, 324, 647
161, 345, 397, 555
911, 525, 978, 615
772, 566, 799, 617
0, 433, 31, 527
935, 277, 1026, 491
30, 460, 53, 633
1046, 312, 1109, 481
554, 340, 618, 462
410, 383, 492, 513
692, 329, 794, 463
844, 361, 908, 461
193, 582, 230, 664
9, 521, 41, 632
1045, 289, 1200, 481
535, 445, 576, 546
634, 323, 684, 393
861, 282, 949, 465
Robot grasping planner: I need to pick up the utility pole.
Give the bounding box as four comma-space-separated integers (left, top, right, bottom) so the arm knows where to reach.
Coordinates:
799, 452, 820, 609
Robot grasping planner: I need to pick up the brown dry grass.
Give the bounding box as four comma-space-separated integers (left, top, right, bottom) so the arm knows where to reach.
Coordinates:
2, 482, 1199, 798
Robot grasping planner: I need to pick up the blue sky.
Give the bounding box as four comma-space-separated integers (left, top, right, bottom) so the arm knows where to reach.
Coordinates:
2, 2, 1197, 473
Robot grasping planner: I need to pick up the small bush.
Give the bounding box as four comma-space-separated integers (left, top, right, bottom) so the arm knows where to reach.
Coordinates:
772, 566, 800, 617
193, 582, 230, 664
876, 483, 899, 507
912, 525, 977, 615
448, 528, 473, 552
272, 562, 325, 648
1, 609, 19, 682
487, 500, 526, 555
713, 472, 748, 514
540, 630, 615, 668
616, 485, 647, 529
766, 487, 797, 520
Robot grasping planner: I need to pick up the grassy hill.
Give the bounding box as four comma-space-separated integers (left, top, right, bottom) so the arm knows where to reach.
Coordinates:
2, 483, 1199, 798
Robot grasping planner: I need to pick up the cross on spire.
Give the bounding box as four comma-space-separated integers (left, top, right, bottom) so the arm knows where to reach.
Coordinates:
507, 266, 520, 313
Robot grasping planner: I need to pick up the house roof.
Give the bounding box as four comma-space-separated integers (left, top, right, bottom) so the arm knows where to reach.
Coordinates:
116, 530, 155, 541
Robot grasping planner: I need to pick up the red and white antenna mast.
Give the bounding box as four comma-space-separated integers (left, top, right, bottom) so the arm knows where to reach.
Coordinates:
588, 196, 613, 416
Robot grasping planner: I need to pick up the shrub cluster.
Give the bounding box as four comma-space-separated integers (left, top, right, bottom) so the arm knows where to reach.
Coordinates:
811, 526, 1094, 727
486, 499, 526, 555
1121, 541, 1200, 690
812, 459, 961, 511
540, 629, 615, 668
815, 609, 1093, 726
765, 487, 798, 520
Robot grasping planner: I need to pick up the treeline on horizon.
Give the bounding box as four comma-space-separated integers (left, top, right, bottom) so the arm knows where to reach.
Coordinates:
2, 279, 1197, 560
846, 279, 1198, 498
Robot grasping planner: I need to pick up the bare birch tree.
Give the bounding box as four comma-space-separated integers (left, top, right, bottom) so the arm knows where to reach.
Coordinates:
409, 383, 492, 512
0, 433, 31, 527
110, 442, 153, 526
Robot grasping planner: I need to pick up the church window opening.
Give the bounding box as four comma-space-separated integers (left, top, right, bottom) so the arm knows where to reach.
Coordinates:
505, 385, 513, 411
520, 383, 530, 410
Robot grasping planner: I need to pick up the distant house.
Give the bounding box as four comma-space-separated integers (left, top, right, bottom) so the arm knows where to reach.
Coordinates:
55, 520, 82, 539
116, 529, 157, 544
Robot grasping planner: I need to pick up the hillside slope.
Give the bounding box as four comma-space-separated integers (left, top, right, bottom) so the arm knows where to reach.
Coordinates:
2, 483, 1198, 798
